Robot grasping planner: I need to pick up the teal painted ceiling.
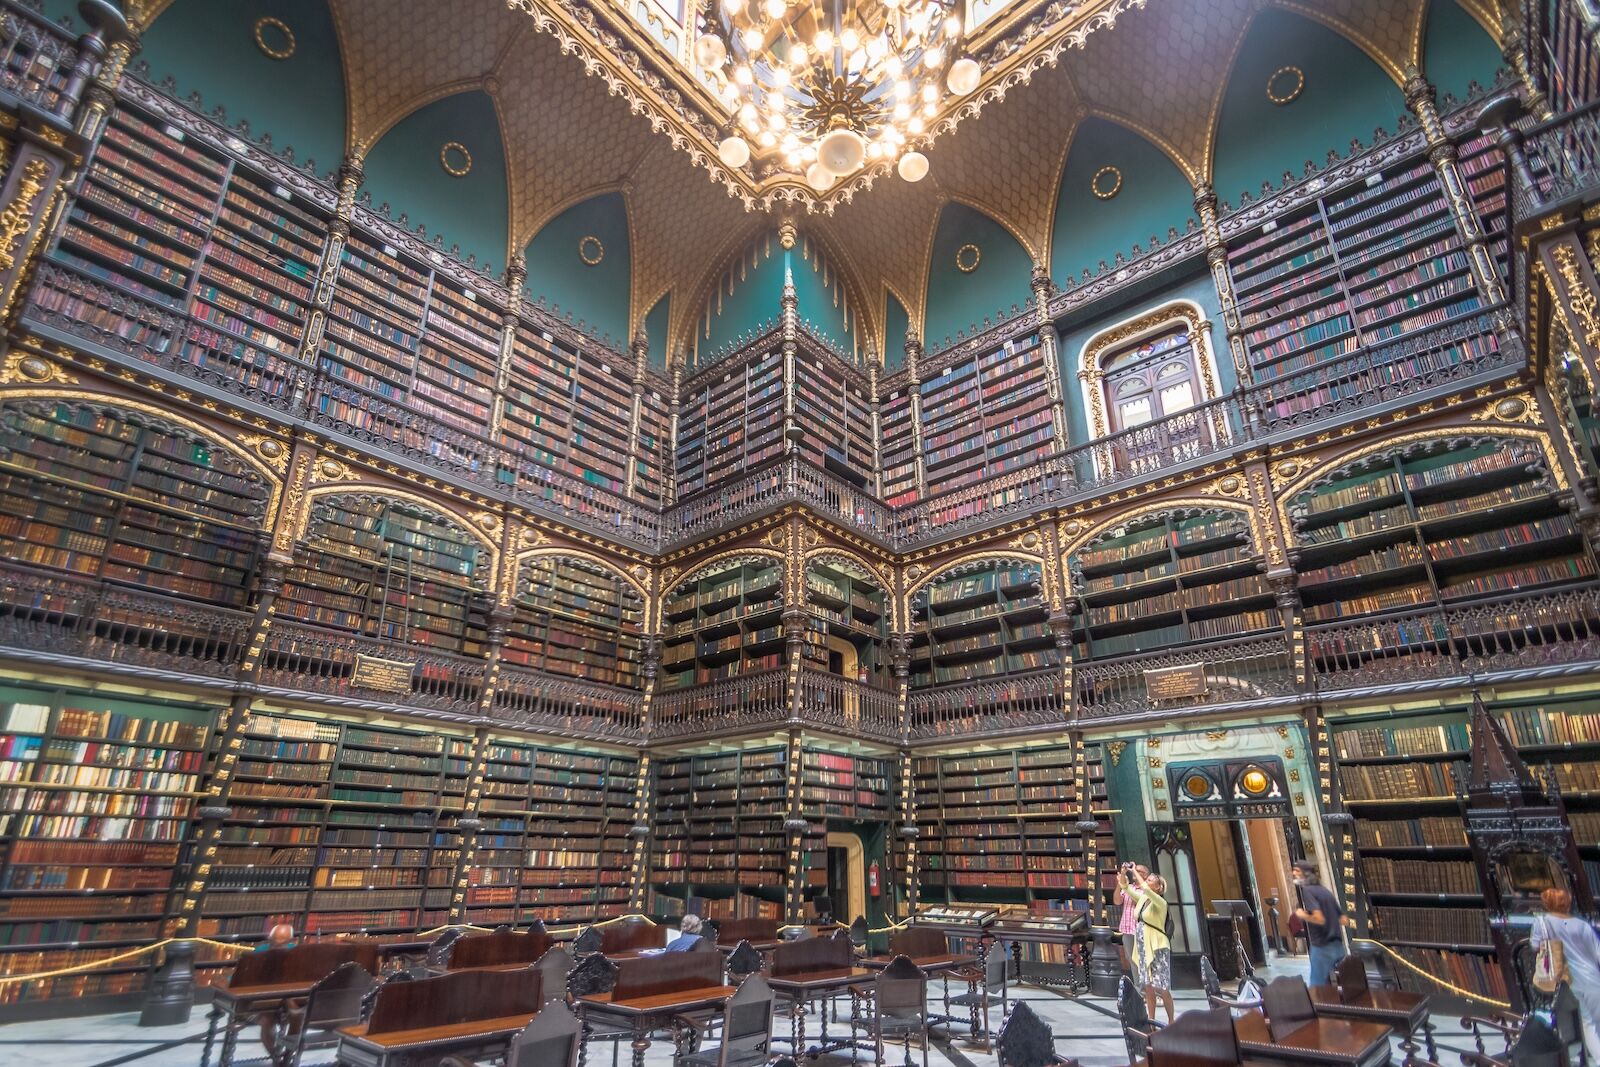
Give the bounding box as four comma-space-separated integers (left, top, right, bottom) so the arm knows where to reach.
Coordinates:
124, 0, 1502, 362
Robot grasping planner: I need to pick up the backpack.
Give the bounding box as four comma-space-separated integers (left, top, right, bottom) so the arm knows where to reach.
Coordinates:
1533, 917, 1569, 995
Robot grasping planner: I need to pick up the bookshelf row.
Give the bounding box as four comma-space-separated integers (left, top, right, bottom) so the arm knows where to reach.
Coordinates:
1331, 696, 1600, 1003
0, 684, 641, 1006
908, 562, 1058, 686
905, 742, 1117, 909
42, 98, 664, 509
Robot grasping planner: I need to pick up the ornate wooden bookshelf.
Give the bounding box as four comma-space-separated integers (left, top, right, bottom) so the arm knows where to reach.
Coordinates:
792, 346, 875, 487
661, 559, 785, 690
504, 555, 644, 689
908, 561, 1056, 688
804, 558, 889, 683
1068, 509, 1273, 659
0, 684, 215, 1008
674, 347, 786, 498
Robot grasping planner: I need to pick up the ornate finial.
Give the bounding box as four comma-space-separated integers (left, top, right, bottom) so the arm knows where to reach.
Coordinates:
779, 219, 797, 249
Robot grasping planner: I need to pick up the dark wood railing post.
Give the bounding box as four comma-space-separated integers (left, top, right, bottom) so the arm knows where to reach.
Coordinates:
1193, 182, 1261, 424
1030, 264, 1072, 455
0, 1, 126, 328
628, 629, 662, 913
904, 332, 928, 499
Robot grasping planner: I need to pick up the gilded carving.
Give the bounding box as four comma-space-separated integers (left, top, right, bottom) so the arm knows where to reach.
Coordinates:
0, 158, 50, 272
1203, 473, 1247, 499
1105, 740, 1126, 766
1550, 242, 1600, 354
1469, 394, 1537, 426
311, 457, 349, 484
237, 434, 290, 474
275, 448, 315, 556
0, 351, 75, 386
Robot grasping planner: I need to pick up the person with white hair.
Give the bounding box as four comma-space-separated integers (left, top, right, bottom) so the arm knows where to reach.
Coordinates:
666, 913, 704, 952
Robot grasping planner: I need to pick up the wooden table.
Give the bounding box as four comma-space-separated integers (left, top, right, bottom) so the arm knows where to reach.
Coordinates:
1234, 1009, 1393, 1067
765, 966, 875, 1060
206, 980, 319, 1067
1311, 985, 1434, 1060
335, 1014, 536, 1067
576, 984, 738, 1067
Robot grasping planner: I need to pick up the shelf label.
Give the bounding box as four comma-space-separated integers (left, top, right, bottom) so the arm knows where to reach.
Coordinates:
1144, 662, 1208, 700
351, 654, 416, 694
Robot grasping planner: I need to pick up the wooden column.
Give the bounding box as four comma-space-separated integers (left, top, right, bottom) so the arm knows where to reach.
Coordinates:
1403, 71, 1516, 322
782, 729, 809, 925
1030, 264, 1072, 454
624, 327, 649, 499
628, 562, 663, 911
868, 359, 884, 498
489, 254, 526, 440
905, 333, 927, 496
665, 364, 683, 506
1192, 184, 1254, 390
781, 265, 799, 450
1501, 8, 1556, 121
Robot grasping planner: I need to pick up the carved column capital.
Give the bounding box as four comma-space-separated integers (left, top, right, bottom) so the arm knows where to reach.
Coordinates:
503, 251, 527, 297
888, 632, 913, 678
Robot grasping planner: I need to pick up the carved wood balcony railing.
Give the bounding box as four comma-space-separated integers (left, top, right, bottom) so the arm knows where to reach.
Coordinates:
256, 619, 486, 716
0, 562, 250, 678
0, 2, 76, 118
797, 669, 900, 741
907, 668, 1064, 740
493, 664, 644, 743
1509, 98, 1600, 219
651, 668, 787, 739
662, 455, 892, 548
1074, 633, 1299, 721
1309, 583, 1600, 694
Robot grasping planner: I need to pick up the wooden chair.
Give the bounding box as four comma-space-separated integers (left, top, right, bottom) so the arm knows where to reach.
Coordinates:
445, 929, 553, 971
677, 973, 774, 1067
949, 938, 1009, 1047
534, 946, 573, 1006
1260, 974, 1321, 1042
1119, 974, 1160, 1064
724, 941, 762, 982
425, 929, 467, 970
997, 1000, 1076, 1067
281, 961, 374, 1067
568, 953, 627, 1067
1147, 1006, 1257, 1067
360, 969, 414, 1021
850, 916, 871, 954
440, 1000, 583, 1067
869, 955, 930, 1067
572, 925, 604, 955
1461, 989, 1588, 1067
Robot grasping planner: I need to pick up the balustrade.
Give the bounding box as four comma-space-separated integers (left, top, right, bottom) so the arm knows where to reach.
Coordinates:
1074, 634, 1298, 721
492, 665, 644, 742
1507, 99, 1600, 217
0, 3, 76, 118
256, 620, 485, 715
650, 668, 787, 739
907, 668, 1063, 740
797, 669, 900, 741
0, 563, 250, 677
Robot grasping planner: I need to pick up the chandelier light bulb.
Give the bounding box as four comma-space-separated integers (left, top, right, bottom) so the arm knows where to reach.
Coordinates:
818, 127, 867, 175
893, 102, 910, 120
694, 33, 727, 69
772, 67, 791, 87
742, 27, 764, 49
921, 83, 938, 102
805, 161, 835, 191
868, 36, 888, 61
923, 46, 944, 68
788, 43, 808, 66
898, 151, 929, 182
764, 0, 786, 17
758, 129, 778, 147
947, 56, 980, 95
840, 28, 860, 50
718, 135, 751, 168
723, 0, 744, 13
814, 29, 834, 52
908, 116, 925, 133
734, 64, 754, 85
946, 15, 961, 33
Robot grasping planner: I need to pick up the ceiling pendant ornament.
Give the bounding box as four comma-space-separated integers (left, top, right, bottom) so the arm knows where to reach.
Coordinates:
253, 17, 296, 61
691, 0, 981, 189
440, 142, 473, 177
578, 235, 606, 265
1091, 164, 1122, 199
1266, 66, 1304, 105
955, 243, 981, 272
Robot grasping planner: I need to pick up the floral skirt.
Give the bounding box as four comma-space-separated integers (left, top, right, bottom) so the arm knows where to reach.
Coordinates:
1134, 927, 1172, 992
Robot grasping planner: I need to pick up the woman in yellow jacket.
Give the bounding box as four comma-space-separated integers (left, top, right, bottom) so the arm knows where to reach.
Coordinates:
1118, 864, 1174, 1024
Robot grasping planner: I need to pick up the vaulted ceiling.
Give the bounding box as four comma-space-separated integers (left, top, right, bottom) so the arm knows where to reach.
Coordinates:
126, 0, 1508, 359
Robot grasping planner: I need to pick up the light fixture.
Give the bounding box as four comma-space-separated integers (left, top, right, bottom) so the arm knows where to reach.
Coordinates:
693, 0, 979, 187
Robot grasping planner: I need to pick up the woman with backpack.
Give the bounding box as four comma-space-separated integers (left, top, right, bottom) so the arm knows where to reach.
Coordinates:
1531, 887, 1600, 1062
1118, 863, 1174, 1024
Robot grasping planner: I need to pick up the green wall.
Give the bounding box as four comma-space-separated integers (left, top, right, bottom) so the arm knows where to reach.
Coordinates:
139, 0, 345, 173
524, 192, 631, 347
643, 295, 671, 370
1423, 0, 1502, 103
1052, 118, 1196, 288
883, 292, 910, 370
699, 242, 854, 362
1056, 271, 1224, 446
362, 90, 508, 275
1212, 9, 1407, 205
923, 202, 1033, 352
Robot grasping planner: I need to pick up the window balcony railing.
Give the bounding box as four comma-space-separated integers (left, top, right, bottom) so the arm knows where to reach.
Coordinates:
651, 668, 788, 739
0, 2, 78, 119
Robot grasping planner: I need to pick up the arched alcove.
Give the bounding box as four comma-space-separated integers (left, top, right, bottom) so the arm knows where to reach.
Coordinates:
362, 90, 509, 274
524, 192, 632, 347
1422, 0, 1503, 102
923, 202, 1033, 350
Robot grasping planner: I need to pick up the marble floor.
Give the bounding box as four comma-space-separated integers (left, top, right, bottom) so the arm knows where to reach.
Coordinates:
0, 955, 1476, 1067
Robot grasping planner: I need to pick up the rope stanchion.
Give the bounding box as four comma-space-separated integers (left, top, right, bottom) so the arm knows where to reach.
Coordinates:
1352, 938, 1512, 1010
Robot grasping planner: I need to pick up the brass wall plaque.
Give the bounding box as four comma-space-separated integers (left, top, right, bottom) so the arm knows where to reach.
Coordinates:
351, 654, 416, 694
1144, 663, 1207, 701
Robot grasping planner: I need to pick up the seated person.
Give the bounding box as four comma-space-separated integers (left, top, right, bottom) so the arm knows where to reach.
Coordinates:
254, 922, 296, 952
253, 924, 298, 1057
665, 914, 705, 952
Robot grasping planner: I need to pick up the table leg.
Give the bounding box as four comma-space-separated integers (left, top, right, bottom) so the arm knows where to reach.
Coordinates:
630, 1016, 650, 1067
218, 1016, 240, 1067
1423, 1020, 1438, 1062
791, 992, 805, 1052
198, 1005, 222, 1067
818, 989, 832, 1048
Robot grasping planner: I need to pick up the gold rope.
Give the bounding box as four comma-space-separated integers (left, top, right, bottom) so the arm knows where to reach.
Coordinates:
1352, 938, 1512, 1009
0, 913, 665, 987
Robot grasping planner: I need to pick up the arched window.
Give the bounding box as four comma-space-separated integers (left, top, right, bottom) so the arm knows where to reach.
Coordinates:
1102, 327, 1202, 433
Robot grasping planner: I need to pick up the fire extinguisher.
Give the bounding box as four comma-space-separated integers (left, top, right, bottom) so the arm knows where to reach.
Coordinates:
868, 860, 882, 898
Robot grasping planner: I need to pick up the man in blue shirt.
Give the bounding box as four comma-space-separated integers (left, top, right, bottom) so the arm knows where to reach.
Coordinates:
1292, 860, 1348, 986
665, 914, 704, 952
